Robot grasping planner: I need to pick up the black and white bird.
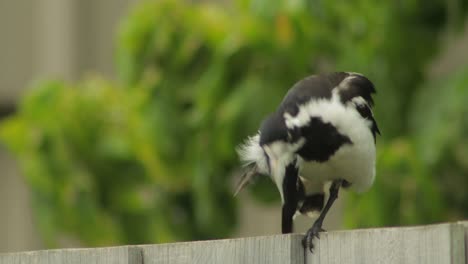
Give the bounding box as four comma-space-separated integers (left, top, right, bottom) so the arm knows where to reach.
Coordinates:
236, 72, 379, 252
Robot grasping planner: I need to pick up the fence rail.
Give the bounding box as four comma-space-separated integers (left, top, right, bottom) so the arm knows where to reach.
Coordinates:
1, 222, 467, 264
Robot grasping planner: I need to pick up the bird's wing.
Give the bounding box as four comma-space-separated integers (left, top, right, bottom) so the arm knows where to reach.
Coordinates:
281, 72, 380, 147
333, 73, 380, 139
353, 101, 380, 140
333, 73, 376, 106
279, 74, 335, 116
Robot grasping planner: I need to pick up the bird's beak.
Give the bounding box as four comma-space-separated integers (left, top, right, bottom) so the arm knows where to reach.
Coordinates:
267, 156, 287, 203
233, 164, 258, 196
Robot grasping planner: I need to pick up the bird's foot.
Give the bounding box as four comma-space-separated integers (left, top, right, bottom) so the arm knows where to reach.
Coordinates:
302, 222, 325, 253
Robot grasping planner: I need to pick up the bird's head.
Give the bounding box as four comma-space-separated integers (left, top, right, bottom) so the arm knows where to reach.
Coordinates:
259, 113, 297, 174
235, 112, 303, 199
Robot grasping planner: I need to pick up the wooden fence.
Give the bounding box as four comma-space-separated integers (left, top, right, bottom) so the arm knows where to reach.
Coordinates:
1, 222, 467, 263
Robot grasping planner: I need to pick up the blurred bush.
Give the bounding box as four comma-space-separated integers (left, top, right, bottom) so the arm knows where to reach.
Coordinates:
1, 0, 468, 246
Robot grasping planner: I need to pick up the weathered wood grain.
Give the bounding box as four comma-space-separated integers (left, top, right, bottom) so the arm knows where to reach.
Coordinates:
459, 221, 468, 264
0, 222, 466, 264
0, 246, 142, 264
139, 234, 304, 264
305, 222, 465, 264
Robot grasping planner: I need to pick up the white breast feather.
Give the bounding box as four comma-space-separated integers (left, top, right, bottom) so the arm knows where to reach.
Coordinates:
284, 90, 376, 193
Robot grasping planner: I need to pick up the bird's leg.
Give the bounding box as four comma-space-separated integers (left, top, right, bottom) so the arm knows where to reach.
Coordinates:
282, 201, 296, 233
281, 163, 299, 233
302, 179, 343, 252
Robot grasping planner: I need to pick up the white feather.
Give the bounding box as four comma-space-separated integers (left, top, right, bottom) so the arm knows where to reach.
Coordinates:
236, 134, 269, 174
263, 141, 303, 202
336, 75, 360, 91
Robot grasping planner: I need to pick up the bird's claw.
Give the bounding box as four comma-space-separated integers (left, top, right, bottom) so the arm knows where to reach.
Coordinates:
302, 224, 325, 253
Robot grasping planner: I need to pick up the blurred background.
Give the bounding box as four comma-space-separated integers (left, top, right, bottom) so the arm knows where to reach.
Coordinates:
1, 0, 468, 253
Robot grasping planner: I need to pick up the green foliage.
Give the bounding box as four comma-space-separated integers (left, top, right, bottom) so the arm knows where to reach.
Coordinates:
1, 0, 468, 245
0, 79, 207, 245
345, 139, 445, 227
347, 66, 468, 228
410, 66, 468, 220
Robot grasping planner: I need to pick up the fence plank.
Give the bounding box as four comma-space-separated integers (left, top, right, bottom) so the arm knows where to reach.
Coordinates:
139, 234, 303, 264
459, 221, 468, 264
0, 246, 142, 264
0, 222, 466, 264
305, 223, 465, 264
